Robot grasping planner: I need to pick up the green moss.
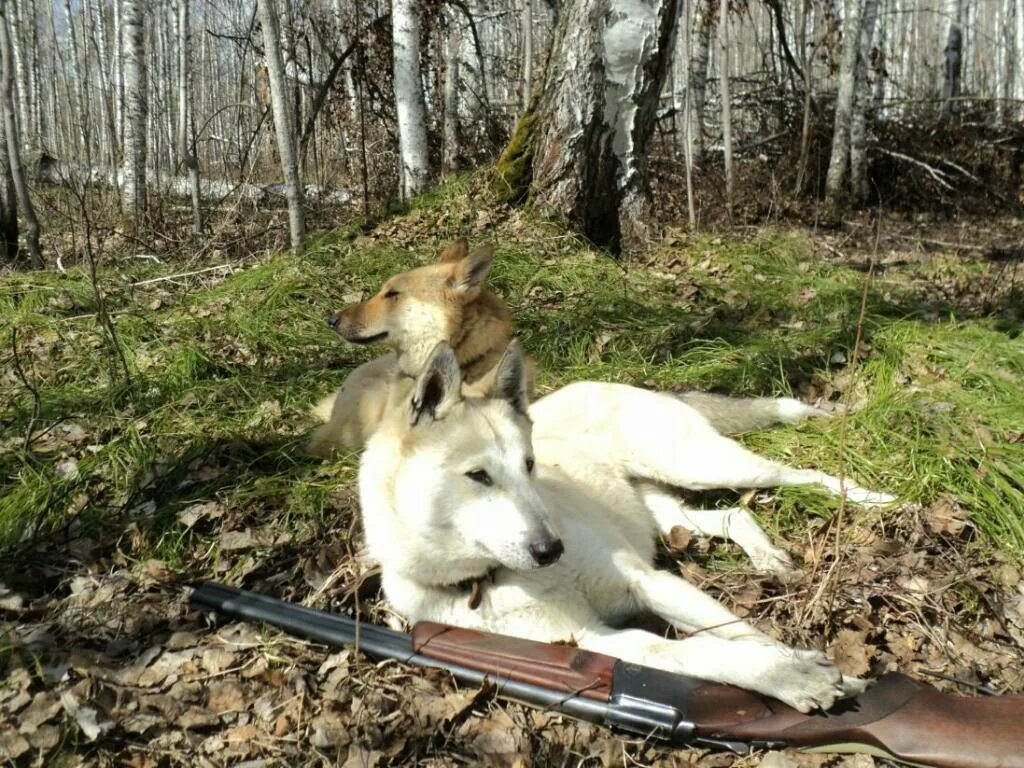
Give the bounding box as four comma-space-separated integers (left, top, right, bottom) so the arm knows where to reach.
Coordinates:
494, 111, 538, 203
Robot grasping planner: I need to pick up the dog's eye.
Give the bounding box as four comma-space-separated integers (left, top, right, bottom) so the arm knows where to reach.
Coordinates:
383, 288, 400, 299
525, 458, 535, 474
465, 469, 492, 486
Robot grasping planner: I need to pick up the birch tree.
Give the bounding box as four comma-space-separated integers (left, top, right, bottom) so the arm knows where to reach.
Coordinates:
718, 0, 734, 216
257, 0, 305, 252
392, 0, 430, 198
121, 0, 147, 225
177, 0, 202, 233
939, 0, 963, 122
0, 4, 40, 266
689, 0, 714, 161
519, 0, 533, 112
442, 11, 460, 174
849, 0, 879, 202
504, 0, 680, 252
824, 0, 864, 215
1017, 0, 1024, 118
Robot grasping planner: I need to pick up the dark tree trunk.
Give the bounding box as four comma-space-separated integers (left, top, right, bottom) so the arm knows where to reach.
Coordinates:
0, 123, 17, 264
512, 0, 680, 253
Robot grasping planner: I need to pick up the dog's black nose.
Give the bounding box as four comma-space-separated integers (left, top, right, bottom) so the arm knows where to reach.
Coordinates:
327, 314, 340, 329
529, 538, 564, 566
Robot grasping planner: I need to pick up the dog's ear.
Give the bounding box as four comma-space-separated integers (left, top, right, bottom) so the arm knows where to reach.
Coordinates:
410, 342, 463, 425
449, 245, 494, 298
438, 239, 469, 264
492, 340, 529, 415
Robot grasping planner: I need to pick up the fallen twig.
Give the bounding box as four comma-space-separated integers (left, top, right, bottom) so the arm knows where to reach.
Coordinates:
873, 147, 955, 190
130, 263, 235, 287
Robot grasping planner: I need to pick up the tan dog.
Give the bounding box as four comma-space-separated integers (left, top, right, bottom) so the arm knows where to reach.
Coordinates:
308, 240, 525, 454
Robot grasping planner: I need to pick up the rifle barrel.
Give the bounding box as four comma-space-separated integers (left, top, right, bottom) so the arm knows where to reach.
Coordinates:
190, 582, 613, 728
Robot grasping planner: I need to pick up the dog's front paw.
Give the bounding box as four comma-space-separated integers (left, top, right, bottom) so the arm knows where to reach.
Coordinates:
760, 647, 853, 713
749, 546, 802, 582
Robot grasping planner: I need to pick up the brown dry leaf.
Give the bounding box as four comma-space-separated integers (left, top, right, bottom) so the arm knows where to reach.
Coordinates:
177, 706, 221, 729
201, 647, 237, 674
137, 649, 193, 687
758, 752, 800, 768
887, 632, 920, 667
466, 708, 527, 766
0, 728, 29, 760
219, 529, 256, 551
925, 497, 971, 535
18, 692, 62, 733
222, 723, 260, 747
139, 693, 183, 721
207, 680, 246, 714
831, 629, 875, 677
413, 689, 479, 727
121, 712, 166, 735
342, 743, 383, 768
27, 724, 60, 753
140, 559, 174, 583
177, 501, 224, 529
60, 691, 113, 741
666, 525, 692, 551
310, 705, 352, 749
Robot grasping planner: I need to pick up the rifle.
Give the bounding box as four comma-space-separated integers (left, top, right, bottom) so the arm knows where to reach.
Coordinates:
190, 582, 1024, 768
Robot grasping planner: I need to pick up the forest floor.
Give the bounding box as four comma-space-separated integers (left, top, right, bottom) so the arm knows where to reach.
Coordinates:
2, 179, 1024, 766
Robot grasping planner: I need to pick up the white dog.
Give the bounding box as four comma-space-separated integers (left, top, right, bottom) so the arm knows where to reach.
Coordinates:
319, 245, 894, 577
359, 341, 869, 712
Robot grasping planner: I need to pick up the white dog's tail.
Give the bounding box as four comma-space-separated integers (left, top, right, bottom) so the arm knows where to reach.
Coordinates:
676, 391, 826, 435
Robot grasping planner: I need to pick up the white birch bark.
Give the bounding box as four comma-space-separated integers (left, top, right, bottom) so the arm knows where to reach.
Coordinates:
63, 0, 87, 155
121, 0, 147, 223
113, 0, 123, 146
529, 0, 681, 251
0, 4, 40, 265
392, 0, 430, 199
718, 0, 733, 216
176, 0, 202, 233
257, 0, 305, 252
939, 0, 963, 121
689, 0, 713, 161
442, 11, 460, 174
1015, 0, 1024, 115
520, 0, 533, 111
9, 0, 29, 146
682, 0, 695, 225
849, 0, 879, 202
824, 0, 864, 212
91, 0, 119, 166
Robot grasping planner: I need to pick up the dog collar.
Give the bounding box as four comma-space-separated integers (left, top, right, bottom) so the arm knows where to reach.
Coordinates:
450, 568, 498, 610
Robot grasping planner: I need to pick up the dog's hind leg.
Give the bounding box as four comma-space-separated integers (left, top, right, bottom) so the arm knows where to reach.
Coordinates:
638, 485, 797, 577
624, 416, 895, 506
579, 625, 864, 713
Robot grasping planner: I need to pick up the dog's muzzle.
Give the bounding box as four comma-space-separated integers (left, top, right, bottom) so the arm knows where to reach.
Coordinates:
529, 538, 564, 567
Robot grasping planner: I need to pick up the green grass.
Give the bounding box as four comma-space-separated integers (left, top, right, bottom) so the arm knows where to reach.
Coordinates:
2, 197, 1023, 572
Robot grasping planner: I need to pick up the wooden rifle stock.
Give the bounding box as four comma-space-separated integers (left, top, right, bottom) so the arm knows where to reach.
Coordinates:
413, 623, 1024, 768
191, 583, 1024, 768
